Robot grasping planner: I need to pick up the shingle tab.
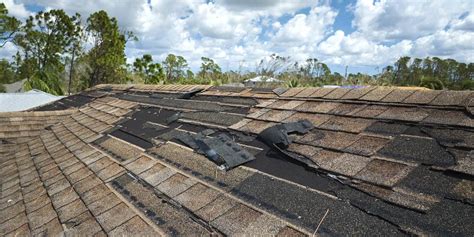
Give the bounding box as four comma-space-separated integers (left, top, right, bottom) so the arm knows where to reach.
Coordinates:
341, 87, 375, 100
294, 87, 319, 98
382, 89, 417, 103
295, 101, 340, 113
403, 90, 441, 104
283, 112, 333, 126
323, 88, 351, 99
378, 107, 430, 122
309, 87, 336, 98
430, 91, 472, 106
344, 135, 391, 156
320, 116, 373, 133
355, 158, 414, 187
325, 153, 372, 176
360, 87, 394, 101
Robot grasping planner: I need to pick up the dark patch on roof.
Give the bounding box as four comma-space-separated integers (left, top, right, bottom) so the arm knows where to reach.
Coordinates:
365, 121, 409, 136
109, 129, 153, 149
395, 166, 460, 197
378, 135, 455, 166
232, 174, 403, 235
335, 186, 474, 236
208, 86, 246, 93
34, 94, 94, 111
191, 95, 258, 106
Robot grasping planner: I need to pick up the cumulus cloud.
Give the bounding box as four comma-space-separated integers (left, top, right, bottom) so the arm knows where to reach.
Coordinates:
3, 0, 31, 19
351, 0, 472, 41
2, 0, 473, 72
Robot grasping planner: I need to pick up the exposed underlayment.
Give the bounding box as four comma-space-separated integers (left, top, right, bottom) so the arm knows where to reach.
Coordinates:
1, 84, 473, 236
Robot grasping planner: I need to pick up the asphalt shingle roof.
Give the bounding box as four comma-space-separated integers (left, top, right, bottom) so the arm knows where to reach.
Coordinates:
1, 84, 473, 236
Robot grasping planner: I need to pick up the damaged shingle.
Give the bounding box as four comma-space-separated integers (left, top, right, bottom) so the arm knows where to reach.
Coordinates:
257, 120, 313, 149
175, 131, 256, 170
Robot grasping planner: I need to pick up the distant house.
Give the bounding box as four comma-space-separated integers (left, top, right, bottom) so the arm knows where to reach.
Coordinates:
244, 76, 282, 87
0, 89, 65, 112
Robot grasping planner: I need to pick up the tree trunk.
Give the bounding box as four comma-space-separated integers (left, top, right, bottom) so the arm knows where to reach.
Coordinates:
68, 47, 76, 95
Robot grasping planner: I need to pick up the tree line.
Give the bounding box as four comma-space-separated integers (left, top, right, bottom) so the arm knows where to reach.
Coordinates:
1, 4, 472, 94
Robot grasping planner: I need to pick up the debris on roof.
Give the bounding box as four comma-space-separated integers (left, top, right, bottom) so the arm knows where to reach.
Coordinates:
1, 84, 473, 236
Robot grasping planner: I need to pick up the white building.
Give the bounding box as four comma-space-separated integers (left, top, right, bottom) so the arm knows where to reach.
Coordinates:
0, 89, 65, 112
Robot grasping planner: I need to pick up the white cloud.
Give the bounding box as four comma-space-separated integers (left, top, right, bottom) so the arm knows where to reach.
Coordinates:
351, 0, 472, 41
3, 0, 31, 19
2, 0, 473, 73
273, 5, 337, 45
318, 30, 413, 65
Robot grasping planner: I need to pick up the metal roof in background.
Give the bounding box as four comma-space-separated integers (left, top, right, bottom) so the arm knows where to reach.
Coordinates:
0, 89, 65, 112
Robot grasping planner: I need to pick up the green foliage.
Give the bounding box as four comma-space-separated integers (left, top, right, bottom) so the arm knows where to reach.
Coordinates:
0, 3, 21, 47
83, 10, 132, 88
286, 78, 299, 88
133, 54, 164, 84
418, 76, 445, 90
162, 54, 188, 81
385, 56, 473, 90
13, 9, 81, 95
0, 59, 16, 84
198, 57, 222, 80
23, 66, 63, 95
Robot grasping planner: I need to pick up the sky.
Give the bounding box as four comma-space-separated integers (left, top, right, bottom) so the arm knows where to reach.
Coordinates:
2, 0, 474, 75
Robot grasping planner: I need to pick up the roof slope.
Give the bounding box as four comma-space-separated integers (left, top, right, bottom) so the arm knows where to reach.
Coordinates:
1, 84, 473, 236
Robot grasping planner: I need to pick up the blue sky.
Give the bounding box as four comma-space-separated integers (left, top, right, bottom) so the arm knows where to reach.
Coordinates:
3, 0, 473, 75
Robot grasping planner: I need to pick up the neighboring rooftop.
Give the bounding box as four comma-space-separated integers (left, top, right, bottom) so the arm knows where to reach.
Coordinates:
1, 84, 473, 236
0, 89, 65, 112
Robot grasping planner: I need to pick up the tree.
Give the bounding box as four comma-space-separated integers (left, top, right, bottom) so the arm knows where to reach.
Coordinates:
393, 56, 411, 85
14, 10, 80, 95
0, 3, 20, 47
0, 59, 16, 91
133, 54, 164, 84
83, 10, 134, 88
66, 14, 84, 94
301, 58, 330, 81
256, 54, 291, 77
198, 57, 221, 80
162, 54, 188, 81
